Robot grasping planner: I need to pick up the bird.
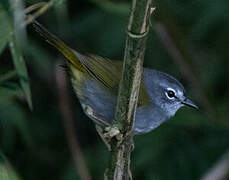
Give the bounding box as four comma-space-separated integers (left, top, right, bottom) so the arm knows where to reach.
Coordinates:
31, 21, 198, 135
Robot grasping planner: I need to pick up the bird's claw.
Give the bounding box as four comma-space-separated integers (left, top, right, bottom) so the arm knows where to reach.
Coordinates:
104, 126, 120, 138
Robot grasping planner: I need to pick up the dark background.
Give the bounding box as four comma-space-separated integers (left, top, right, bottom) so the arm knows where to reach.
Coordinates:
0, 0, 229, 179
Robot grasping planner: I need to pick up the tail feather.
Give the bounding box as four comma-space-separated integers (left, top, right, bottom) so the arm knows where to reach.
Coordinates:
32, 21, 85, 72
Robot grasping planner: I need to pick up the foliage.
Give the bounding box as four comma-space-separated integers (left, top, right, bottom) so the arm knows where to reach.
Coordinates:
0, 0, 229, 179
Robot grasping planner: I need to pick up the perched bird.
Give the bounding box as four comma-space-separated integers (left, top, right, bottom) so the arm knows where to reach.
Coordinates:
31, 21, 198, 135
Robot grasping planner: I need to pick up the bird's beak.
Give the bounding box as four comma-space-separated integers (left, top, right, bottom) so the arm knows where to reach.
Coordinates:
181, 98, 198, 109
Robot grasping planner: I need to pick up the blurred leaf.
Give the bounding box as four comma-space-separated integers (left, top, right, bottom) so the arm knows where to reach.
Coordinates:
8, 0, 33, 109
26, 41, 55, 75
0, 86, 23, 102
90, 0, 130, 15
0, 71, 17, 85
0, 0, 32, 109
54, 0, 71, 35
0, 4, 12, 53
9, 35, 32, 109
0, 100, 33, 149
0, 151, 21, 180
71, 8, 127, 57
9, 0, 27, 48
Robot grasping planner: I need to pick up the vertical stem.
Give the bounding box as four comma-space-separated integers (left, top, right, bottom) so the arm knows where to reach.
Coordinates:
106, 0, 153, 179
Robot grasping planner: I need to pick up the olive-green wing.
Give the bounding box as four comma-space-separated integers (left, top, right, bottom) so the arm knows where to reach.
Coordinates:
74, 52, 150, 107
76, 53, 122, 89
32, 21, 149, 107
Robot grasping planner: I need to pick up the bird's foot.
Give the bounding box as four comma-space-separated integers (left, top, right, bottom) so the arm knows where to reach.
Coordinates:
96, 125, 126, 150
95, 125, 111, 150
104, 126, 121, 139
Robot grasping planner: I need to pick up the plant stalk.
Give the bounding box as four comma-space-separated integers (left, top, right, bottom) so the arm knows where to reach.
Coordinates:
106, 0, 153, 179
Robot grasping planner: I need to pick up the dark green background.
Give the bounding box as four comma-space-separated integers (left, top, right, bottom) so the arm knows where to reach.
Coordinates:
0, 0, 229, 179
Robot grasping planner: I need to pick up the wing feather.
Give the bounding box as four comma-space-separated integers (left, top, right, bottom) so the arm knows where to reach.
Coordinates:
73, 51, 150, 107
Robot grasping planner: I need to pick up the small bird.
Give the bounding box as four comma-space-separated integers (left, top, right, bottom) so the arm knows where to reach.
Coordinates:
31, 21, 198, 135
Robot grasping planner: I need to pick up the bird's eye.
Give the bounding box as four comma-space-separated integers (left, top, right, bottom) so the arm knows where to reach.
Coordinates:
166, 88, 176, 99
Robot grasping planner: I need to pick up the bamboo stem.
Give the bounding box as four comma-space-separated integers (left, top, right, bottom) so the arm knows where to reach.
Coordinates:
106, 0, 154, 179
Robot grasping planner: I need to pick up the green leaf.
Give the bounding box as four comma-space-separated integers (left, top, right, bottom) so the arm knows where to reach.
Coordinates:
9, 35, 32, 109
0, 152, 21, 180
0, 71, 17, 85
0, 85, 23, 102
0, 100, 34, 148
0, 4, 12, 54
9, 0, 27, 47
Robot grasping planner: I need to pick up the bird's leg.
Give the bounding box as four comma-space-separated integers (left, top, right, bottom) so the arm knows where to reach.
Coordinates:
84, 105, 124, 148
95, 125, 111, 151
84, 105, 112, 149
104, 126, 121, 139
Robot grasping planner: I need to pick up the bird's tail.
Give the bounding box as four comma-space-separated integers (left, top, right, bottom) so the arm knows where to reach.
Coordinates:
31, 21, 85, 72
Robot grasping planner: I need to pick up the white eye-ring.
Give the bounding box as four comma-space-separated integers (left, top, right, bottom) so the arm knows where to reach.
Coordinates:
165, 88, 176, 100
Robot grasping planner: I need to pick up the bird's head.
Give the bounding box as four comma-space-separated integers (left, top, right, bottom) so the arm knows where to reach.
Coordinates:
144, 69, 198, 117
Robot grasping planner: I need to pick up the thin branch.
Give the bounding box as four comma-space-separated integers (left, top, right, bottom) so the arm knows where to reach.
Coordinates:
24, 2, 48, 14
106, 0, 153, 179
55, 63, 91, 180
24, 1, 54, 26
